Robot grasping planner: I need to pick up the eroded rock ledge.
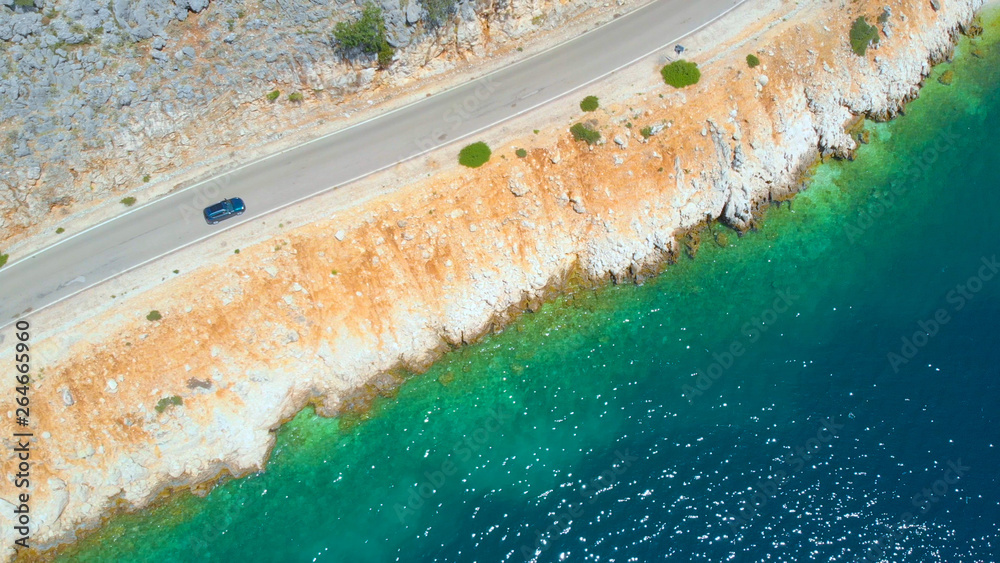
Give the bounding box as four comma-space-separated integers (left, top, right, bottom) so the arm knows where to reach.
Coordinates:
0, 0, 987, 558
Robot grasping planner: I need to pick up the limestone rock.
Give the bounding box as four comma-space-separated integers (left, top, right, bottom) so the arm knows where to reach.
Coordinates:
60, 386, 74, 406
508, 173, 530, 197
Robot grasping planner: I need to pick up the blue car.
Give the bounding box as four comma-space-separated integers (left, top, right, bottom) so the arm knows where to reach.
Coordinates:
203, 198, 246, 225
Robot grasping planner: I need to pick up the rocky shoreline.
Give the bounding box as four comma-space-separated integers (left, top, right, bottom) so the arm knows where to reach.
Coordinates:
0, 0, 990, 559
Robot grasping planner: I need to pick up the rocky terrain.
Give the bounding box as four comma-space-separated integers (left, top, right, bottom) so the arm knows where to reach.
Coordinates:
0, 0, 991, 559
0, 0, 640, 256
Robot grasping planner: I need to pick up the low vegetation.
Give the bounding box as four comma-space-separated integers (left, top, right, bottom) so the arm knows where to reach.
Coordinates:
333, 3, 395, 67
56, 227, 65, 234
423, 0, 459, 28
639, 126, 653, 139
266, 89, 280, 102
746, 54, 760, 68
288, 92, 303, 103
0, 253, 8, 269
146, 310, 162, 321
142, 174, 151, 183
515, 148, 528, 158
570, 122, 600, 145
458, 142, 492, 168
660, 60, 700, 88
849, 16, 880, 56
580, 95, 599, 112
120, 197, 136, 207
155, 395, 183, 413
377, 44, 394, 68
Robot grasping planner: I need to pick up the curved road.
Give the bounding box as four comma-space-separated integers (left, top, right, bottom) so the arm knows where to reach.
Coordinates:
0, 0, 744, 328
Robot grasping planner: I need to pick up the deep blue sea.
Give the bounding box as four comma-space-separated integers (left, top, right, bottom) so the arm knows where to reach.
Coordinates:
55, 13, 1000, 563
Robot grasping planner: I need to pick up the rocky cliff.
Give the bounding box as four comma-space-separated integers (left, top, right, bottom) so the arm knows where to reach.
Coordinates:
0, 0, 989, 559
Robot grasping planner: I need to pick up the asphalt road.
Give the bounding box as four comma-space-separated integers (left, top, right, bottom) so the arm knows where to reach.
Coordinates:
0, 0, 744, 328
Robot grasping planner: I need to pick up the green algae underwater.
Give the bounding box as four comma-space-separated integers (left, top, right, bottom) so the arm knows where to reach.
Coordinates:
52, 16, 1000, 563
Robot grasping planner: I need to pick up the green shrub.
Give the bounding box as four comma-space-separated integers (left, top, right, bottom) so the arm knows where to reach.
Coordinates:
334, 3, 391, 62
458, 142, 492, 168
515, 148, 528, 158
14, 0, 34, 7
639, 126, 653, 139
56, 227, 65, 234
266, 89, 280, 102
146, 310, 162, 321
142, 174, 151, 183
288, 92, 304, 103
570, 123, 600, 145
377, 43, 395, 68
423, 0, 459, 27
155, 395, 183, 413
660, 60, 700, 88
121, 197, 137, 207
580, 95, 599, 112
849, 16, 880, 56
746, 54, 760, 68
234, 248, 240, 254
0, 253, 8, 269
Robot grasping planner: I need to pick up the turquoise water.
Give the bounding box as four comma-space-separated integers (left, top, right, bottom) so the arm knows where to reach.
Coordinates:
56, 20, 1000, 563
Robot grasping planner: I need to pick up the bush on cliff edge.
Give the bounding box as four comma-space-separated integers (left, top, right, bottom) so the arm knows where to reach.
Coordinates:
661, 60, 700, 88
850, 16, 881, 56
459, 142, 492, 168
570, 123, 601, 145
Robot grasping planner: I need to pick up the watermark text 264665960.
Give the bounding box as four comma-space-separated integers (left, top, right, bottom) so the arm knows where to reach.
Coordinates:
11, 319, 33, 549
